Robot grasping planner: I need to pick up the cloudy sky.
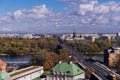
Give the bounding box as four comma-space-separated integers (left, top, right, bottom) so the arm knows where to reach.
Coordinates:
0, 0, 120, 33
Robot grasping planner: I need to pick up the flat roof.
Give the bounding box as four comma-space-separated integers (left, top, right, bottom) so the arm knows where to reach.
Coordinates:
10, 66, 39, 77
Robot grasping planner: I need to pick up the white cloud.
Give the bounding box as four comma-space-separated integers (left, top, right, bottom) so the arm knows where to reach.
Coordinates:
12, 4, 52, 20
26, 5, 51, 19
78, 2, 95, 15
0, 1, 120, 33
59, 0, 89, 3
94, 5, 110, 14
14, 10, 23, 18
59, 0, 98, 4
112, 16, 120, 22
0, 14, 13, 24
1, 28, 12, 32
77, 1, 110, 16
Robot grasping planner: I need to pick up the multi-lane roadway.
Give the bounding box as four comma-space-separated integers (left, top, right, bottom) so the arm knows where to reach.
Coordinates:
62, 44, 120, 80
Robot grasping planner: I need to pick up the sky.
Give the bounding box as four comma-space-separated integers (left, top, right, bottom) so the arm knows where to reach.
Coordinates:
0, 0, 120, 33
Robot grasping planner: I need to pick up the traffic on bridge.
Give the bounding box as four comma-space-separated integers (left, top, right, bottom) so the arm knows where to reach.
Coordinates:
61, 44, 120, 80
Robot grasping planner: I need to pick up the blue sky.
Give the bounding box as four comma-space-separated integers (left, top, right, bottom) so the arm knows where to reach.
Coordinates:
0, 0, 118, 15
0, 0, 66, 17
0, 0, 120, 33
99, 0, 119, 3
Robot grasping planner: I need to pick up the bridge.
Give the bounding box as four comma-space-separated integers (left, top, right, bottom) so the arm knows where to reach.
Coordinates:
77, 61, 103, 80
62, 44, 120, 80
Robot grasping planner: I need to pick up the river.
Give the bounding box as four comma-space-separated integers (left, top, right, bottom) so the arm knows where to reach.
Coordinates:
0, 54, 31, 63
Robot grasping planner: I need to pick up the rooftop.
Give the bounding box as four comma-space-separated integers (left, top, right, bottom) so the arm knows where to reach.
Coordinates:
0, 59, 6, 66
49, 62, 84, 76
0, 72, 11, 80
10, 66, 39, 77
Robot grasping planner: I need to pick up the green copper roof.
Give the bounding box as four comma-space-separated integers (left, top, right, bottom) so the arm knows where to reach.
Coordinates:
50, 62, 84, 76
0, 72, 11, 80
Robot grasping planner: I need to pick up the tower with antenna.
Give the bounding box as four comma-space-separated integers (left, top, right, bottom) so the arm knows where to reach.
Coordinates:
72, 26, 77, 49
72, 26, 76, 39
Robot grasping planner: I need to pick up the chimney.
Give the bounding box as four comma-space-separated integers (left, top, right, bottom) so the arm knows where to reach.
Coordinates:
68, 61, 72, 64
59, 61, 62, 64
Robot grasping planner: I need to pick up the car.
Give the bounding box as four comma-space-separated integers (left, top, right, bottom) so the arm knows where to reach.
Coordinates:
107, 73, 116, 80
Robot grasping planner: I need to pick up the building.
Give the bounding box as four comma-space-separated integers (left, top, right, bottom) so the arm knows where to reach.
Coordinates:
99, 33, 116, 41
116, 32, 120, 45
104, 47, 120, 67
0, 34, 34, 39
10, 66, 43, 80
18, 34, 33, 39
60, 33, 85, 41
117, 32, 120, 37
0, 59, 12, 80
47, 61, 85, 80
60, 34, 73, 41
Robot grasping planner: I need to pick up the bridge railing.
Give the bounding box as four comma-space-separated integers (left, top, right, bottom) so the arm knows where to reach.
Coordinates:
90, 72, 103, 80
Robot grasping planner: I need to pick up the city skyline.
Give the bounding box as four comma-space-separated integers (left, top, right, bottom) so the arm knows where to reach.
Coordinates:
0, 0, 120, 33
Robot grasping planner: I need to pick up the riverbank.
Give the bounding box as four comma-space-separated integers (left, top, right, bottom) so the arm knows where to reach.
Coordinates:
0, 53, 30, 57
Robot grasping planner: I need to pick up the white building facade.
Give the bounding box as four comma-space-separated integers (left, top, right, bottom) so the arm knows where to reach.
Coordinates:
47, 62, 85, 80
10, 66, 43, 80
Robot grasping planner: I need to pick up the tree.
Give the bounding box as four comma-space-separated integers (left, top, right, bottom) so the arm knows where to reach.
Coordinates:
59, 48, 69, 61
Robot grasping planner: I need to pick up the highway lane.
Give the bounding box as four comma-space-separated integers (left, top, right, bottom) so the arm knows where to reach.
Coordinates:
75, 53, 109, 80
94, 62, 120, 80
61, 44, 114, 80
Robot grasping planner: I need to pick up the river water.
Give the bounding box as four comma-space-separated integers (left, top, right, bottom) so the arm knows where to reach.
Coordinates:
0, 54, 31, 63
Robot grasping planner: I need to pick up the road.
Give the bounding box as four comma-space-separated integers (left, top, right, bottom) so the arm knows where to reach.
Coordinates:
62, 44, 120, 80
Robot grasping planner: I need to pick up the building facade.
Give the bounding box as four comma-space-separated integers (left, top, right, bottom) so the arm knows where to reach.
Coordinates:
104, 47, 120, 67
47, 61, 85, 80
10, 66, 43, 80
